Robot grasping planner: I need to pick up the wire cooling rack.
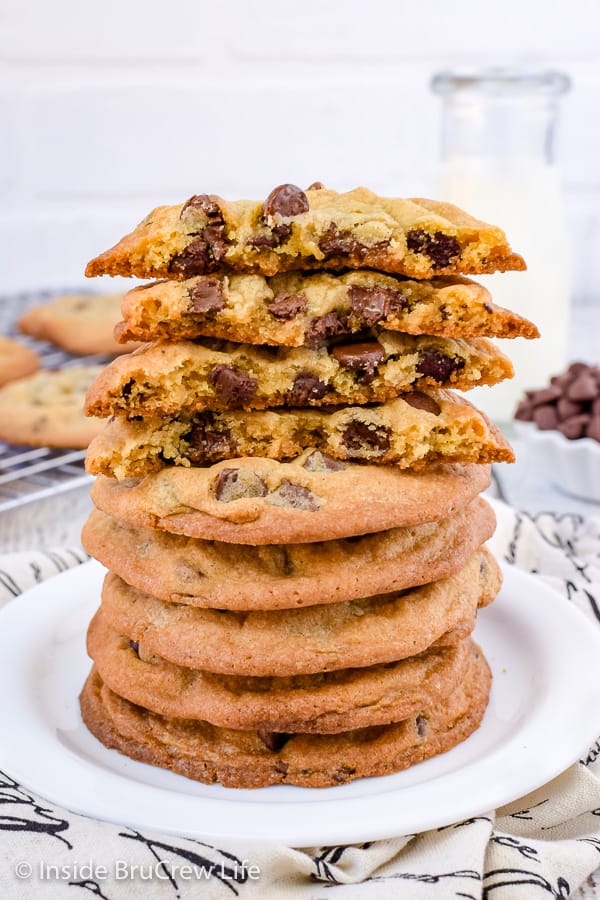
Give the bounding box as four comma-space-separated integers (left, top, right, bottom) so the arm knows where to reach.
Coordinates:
0, 289, 112, 512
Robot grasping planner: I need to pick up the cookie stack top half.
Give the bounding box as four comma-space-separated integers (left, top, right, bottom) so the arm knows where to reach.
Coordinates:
84, 185, 534, 521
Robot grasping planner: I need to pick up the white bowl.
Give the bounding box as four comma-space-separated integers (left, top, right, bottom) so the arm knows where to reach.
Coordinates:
514, 421, 600, 503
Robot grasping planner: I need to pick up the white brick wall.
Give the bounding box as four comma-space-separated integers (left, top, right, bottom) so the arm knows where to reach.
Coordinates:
1, 0, 599, 303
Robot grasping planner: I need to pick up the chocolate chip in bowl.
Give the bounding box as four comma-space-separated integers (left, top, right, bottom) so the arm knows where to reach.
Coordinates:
514, 362, 600, 501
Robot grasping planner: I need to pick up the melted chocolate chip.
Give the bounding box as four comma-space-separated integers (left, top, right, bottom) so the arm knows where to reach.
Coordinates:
286, 372, 330, 406
257, 730, 290, 752
268, 480, 320, 511
332, 341, 385, 383
303, 450, 346, 472
169, 237, 216, 276
349, 285, 406, 327
416, 349, 464, 382
214, 468, 268, 502
187, 278, 225, 315
121, 378, 134, 398
263, 184, 309, 219
318, 222, 362, 258
305, 311, 347, 346
274, 761, 290, 775
267, 291, 308, 320
171, 195, 227, 275
401, 392, 442, 416
406, 229, 460, 268
186, 413, 235, 462
342, 421, 391, 455
209, 365, 257, 408
180, 194, 222, 221
129, 640, 139, 654
416, 714, 427, 737
247, 223, 292, 249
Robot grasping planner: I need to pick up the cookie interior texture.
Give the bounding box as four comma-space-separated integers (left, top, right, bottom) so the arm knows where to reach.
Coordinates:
84, 333, 513, 417
85, 186, 525, 281
116, 270, 539, 346
86, 393, 514, 479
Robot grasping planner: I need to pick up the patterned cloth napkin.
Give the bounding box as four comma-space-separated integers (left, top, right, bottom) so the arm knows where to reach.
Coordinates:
1, 498, 600, 900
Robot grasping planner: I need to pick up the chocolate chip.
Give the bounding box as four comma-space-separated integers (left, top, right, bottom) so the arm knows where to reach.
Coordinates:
187, 278, 225, 315
533, 404, 559, 430
556, 397, 583, 420
263, 184, 309, 219
169, 237, 215, 276
348, 285, 406, 327
247, 223, 292, 249
332, 341, 385, 383
180, 193, 222, 222
274, 761, 290, 775
342, 420, 392, 455
121, 378, 134, 398
257, 730, 290, 752
306, 181, 325, 190
267, 292, 308, 320
268, 480, 320, 511
171, 195, 227, 275
530, 386, 562, 407
416, 714, 427, 737
567, 373, 598, 402
214, 468, 268, 502
304, 311, 347, 346
332, 766, 357, 783
186, 413, 235, 462
587, 417, 600, 442
515, 400, 533, 421
406, 229, 461, 268
286, 372, 330, 406
129, 640, 139, 654
401, 392, 442, 416
318, 222, 362, 258
209, 365, 257, 408
417, 349, 465, 383
558, 413, 591, 440
303, 450, 346, 472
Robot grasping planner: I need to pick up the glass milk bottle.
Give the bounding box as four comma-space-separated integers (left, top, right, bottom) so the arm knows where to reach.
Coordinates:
431, 69, 571, 423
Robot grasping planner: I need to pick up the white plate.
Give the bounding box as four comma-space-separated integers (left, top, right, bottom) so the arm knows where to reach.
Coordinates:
1, 559, 600, 846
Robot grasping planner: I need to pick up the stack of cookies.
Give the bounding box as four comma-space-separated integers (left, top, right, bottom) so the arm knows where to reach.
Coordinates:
79, 184, 535, 788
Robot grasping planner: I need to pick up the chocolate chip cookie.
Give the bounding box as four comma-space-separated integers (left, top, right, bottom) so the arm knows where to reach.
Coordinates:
98, 550, 499, 676
90, 456, 492, 544
85, 334, 513, 418
0, 336, 40, 387
86, 391, 513, 478
88, 609, 473, 733
85, 185, 525, 281
0, 365, 105, 448
18, 292, 140, 356
81, 497, 495, 610
80, 642, 491, 787
115, 270, 538, 347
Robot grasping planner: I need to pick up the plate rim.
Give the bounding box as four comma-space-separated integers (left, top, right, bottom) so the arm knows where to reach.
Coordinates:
1, 558, 600, 845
